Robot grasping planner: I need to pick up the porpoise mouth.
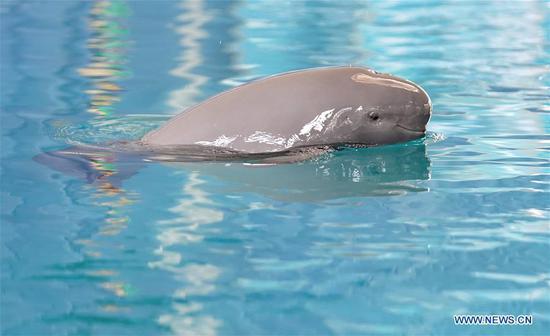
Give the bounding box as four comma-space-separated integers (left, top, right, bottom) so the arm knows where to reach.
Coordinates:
396, 124, 425, 135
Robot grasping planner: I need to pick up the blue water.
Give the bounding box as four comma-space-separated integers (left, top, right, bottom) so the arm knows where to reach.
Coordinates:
1, 1, 549, 335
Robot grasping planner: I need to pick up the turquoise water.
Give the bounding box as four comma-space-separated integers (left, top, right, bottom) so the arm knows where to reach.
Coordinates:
1, 0, 549, 335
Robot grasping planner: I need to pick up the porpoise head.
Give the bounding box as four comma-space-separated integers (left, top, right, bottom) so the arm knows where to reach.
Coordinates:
304, 68, 432, 147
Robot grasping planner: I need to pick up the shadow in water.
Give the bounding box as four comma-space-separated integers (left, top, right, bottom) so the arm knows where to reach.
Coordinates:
35, 142, 431, 201
200, 145, 430, 201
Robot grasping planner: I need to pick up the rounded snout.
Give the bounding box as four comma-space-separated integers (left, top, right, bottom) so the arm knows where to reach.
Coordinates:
414, 84, 432, 129
394, 80, 431, 136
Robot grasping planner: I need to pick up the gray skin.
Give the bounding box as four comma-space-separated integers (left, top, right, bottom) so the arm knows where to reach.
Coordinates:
142, 66, 432, 153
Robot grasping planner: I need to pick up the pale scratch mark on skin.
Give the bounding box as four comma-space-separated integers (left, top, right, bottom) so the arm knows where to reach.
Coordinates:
195, 135, 237, 147
325, 107, 353, 131
285, 134, 300, 148
299, 108, 336, 137
195, 106, 364, 150
244, 131, 286, 146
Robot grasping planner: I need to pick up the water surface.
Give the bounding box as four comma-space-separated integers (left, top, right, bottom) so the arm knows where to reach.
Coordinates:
1, 1, 549, 335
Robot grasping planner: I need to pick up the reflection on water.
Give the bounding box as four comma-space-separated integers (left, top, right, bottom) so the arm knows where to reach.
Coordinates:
150, 172, 223, 336
168, 0, 243, 110
35, 141, 432, 201
237, 0, 370, 73
1, 0, 549, 335
192, 143, 431, 201
167, 0, 210, 109
73, 0, 136, 310
78, 0, 130, 117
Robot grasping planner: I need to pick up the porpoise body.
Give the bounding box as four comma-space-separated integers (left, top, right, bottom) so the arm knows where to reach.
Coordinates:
142, 66, 431, 153
35, 66, 433, 186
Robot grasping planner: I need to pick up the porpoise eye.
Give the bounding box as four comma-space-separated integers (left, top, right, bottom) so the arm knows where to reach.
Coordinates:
368, 112, 380, 121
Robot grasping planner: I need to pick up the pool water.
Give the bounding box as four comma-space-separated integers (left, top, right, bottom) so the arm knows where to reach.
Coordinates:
1, 1, 549, 335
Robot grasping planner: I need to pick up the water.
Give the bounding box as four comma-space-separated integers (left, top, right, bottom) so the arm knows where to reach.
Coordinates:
1, 0, 549, 335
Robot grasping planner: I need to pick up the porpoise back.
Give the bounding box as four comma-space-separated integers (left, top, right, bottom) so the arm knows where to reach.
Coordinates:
142, 66, 431, 153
